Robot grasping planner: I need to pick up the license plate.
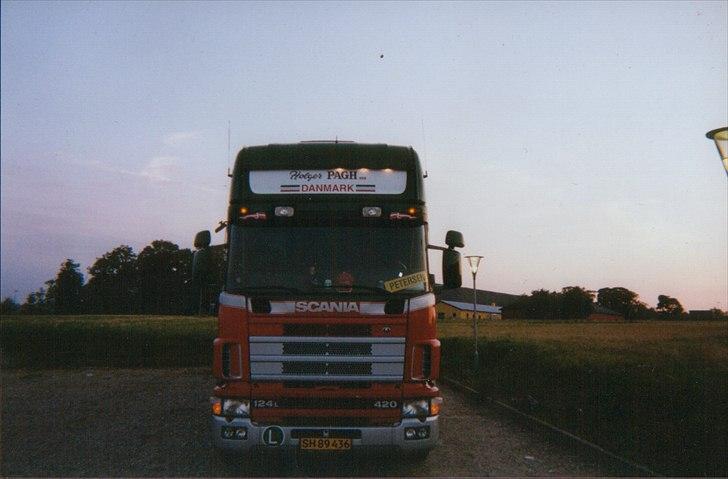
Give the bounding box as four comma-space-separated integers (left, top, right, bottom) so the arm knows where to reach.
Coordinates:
299, 437, 352, 451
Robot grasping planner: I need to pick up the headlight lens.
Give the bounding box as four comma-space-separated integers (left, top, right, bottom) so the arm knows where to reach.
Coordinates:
402, 399, 429, 418
221, 399, 250, 417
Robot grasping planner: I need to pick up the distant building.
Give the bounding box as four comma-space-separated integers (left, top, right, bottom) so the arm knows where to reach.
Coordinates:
689, 310, 728, 321
434, 287, 520, 321
588, 304, 623, 322
436, 300, 502, 320
436, 286, 521, 306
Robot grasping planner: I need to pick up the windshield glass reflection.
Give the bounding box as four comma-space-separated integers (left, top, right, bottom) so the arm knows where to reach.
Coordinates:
227, 225, 427, 295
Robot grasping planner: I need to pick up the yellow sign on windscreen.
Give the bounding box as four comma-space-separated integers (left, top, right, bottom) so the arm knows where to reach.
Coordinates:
383, 271, 428, 293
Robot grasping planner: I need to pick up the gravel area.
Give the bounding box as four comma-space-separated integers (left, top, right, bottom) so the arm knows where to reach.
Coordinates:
1, 368, 615, 477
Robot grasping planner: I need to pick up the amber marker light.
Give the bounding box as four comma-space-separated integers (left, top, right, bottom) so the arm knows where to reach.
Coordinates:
211, 398, 222, 415
239, 206, 249, 215
430, 397, 443, 416
407, 207, 417, 215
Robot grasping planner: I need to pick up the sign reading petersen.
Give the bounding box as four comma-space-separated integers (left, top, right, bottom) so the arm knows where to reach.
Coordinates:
249, 169, 407, 194
383, 271, 428, 293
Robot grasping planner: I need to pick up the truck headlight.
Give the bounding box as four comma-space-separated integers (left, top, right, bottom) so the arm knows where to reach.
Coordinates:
402, 399, 429, 418
221, 399, 250, 417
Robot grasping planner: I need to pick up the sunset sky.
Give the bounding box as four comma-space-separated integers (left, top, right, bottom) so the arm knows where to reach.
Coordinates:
2, 1, 727, 310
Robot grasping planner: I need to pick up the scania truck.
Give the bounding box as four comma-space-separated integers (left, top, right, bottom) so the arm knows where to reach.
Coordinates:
196, 141, 464, 462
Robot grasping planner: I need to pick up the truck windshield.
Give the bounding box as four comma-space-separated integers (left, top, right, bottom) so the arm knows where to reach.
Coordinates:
227, 225, 427, 296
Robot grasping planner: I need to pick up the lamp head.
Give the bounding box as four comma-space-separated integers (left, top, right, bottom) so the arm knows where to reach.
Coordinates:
706, 127, 728, 172
465, 255, 484, 275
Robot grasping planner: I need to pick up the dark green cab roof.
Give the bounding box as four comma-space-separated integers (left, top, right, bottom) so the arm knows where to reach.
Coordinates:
233, 142, 420, 171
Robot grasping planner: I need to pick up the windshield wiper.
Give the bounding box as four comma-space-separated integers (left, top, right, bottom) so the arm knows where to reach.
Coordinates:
239, 285, 305, 294
316, 284, 395, 295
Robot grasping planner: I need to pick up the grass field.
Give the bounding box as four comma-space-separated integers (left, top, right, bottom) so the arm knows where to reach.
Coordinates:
2, 315, 726, 475
438, 319, 728, 476
439, 319, 728, 371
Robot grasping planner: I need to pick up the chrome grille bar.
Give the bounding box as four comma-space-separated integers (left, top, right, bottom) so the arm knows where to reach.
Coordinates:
249, 335, 405, 382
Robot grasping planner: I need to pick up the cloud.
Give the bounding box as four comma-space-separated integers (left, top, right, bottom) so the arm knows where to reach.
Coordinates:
76, 157, 222, 193
73, 159, 139, 177
163, 131, 202, 147
139, 156, 179, 182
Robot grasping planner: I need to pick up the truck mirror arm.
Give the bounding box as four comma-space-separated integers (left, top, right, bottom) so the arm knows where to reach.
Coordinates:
214, 220, 228, 233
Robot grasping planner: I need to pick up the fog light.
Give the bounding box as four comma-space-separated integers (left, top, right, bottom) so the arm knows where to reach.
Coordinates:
417, 427, 429, 439
362, 206, 382, 217
274, 206, 294, 217
405, 428, 416, 440
222, 426, 248, 440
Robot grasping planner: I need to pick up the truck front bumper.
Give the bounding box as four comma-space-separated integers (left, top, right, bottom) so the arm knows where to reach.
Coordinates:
211, 415, 439, 454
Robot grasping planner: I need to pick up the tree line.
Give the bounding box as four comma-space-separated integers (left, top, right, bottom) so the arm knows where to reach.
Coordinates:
0, 240, 224, 315
502, 285, 725, 320
2, 249, 726, 320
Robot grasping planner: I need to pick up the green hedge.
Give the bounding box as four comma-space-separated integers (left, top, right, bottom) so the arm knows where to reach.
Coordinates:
440, 336, 727, 477
0, 315, 216, 368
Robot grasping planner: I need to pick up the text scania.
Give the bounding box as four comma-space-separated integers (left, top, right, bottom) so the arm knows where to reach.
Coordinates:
295, 301, 360, 313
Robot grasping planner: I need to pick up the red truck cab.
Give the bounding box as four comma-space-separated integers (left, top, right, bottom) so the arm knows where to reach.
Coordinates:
199, 142, 463, 460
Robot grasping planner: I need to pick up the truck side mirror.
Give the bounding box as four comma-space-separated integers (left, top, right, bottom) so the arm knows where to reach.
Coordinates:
192, 230, 213, 283
445, 230, 464, 249
192, 247, 212, 282
191, 230, 213, 315
442, 249, 462, 288
194, 230, 211, 249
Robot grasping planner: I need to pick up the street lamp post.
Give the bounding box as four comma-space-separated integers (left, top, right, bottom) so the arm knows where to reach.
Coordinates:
705, 127, 728, 177
464, 255, 483, 371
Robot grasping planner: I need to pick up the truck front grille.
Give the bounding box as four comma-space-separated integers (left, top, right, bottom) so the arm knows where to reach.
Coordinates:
282, 342, 372, 356
282, 381, 371, 389
282, 361, 372, 376
249, 336, 405, 382
283, 324, 371, 337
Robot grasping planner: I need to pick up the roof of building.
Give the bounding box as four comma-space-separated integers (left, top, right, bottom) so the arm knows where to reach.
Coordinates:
439, 300, 502, 314
435, 286, 521, 307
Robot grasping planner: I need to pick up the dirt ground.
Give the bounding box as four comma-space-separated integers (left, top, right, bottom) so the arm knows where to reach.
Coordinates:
1, 368, 616, 477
